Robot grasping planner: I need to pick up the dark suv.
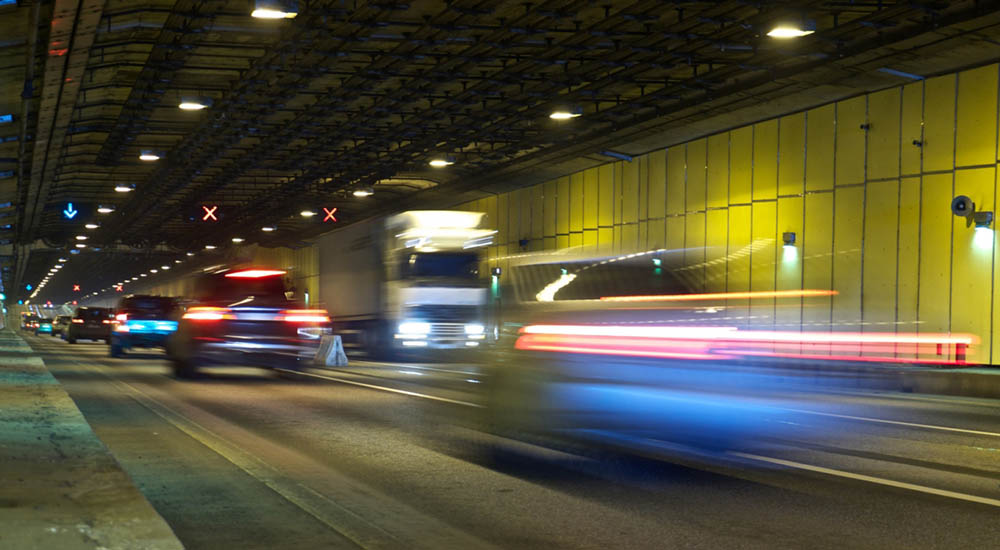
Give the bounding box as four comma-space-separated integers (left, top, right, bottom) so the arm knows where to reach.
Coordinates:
167, 268, 330, 378
66, 307, 113, 343
110, 295, 179, 357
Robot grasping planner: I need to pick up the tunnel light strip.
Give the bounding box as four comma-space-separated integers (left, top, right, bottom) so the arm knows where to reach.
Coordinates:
520, 325, 974, 345
599, 289, 838, 302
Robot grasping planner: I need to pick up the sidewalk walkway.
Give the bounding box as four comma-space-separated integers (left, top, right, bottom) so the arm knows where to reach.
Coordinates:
0, 328, 183, 549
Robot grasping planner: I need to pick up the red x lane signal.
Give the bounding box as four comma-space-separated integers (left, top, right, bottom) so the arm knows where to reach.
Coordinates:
202, 205, 219, 221
72, 284, 80, 292
323, 207, 338, 222
115, 285, 123, 292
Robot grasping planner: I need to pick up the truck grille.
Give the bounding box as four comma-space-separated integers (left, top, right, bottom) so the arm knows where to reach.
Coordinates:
406, 305, 477, 323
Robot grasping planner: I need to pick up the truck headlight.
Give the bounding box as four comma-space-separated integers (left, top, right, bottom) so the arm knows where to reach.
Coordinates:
464, 323, 485, 335
398, 321, 431, 335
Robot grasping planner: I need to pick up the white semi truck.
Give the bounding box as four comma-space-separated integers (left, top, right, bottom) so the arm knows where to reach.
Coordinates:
317, 210, 495, 356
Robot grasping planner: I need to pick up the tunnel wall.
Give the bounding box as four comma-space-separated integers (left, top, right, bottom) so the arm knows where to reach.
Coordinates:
457, 62, 1000, 365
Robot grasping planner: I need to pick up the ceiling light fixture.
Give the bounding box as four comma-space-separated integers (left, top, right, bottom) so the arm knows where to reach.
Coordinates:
549, 107, 582, 120
429, 158, 454, 168
261, 226, 276, 232
59, 258, 67, 262
204, 245, 216, 250
231, 237, 245, 243
179, 96, 212, 110
251, 0, 297, 18
767, 20, 816, 38
75, 243, 86, 248
139, 150, 161, 161
300, 210, 316, 218
75, 235, 87, 240
85, 223, 98, 229
114, 184, 134, 193
97, 205, 114, 214
353, 188, 374, 198
186, 252, 195, 256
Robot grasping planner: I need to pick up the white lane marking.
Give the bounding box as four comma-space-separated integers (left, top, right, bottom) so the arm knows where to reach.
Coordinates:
730, 452, 1000, 508
276, 368, 483, 409
780, 408, 1000, 438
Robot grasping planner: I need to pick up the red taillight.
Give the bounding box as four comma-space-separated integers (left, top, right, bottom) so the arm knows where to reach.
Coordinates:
280, 309, 330, 323
224, 269, 286, 279
182, 307, 232, 321
102, 319, 111, 324
71, 318, 84, 324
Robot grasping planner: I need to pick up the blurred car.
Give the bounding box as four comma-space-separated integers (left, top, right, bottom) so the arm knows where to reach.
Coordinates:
21, 314, 40, 331
167, 267, 331, 378
51, 315, 73, 338
483, 249, 964, 456
35, 318, 54, 335
109, 295, 179, 357
66, 307, 113, 344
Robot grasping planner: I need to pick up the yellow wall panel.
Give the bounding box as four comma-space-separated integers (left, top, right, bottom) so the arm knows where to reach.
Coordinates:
832, 186, 864, 329
731, 127, 753, 203
543, 181, 556, 236
727, 205, 752, 323
835, 95, 867, 186
568, 232, 583, 249
867, 88, 901, 181
638, 156, 649, 221
598, 227, 613, 254
685, 213, 706, 292
802, 193, 834, 329
648, 150, 666, 219
776, 197, 804, 329
647, 218, 665, 250
570, 172, 584, 232
598, 165, 614, 227
707, 133, 729, 208
583, 168, 599, 229
622, 159, 639, 223
956, 64, 999, 168
753, 119, 778, 201
897, 177, 920, 337
705, 209, 728, 292
862, 179, 899, 330
750, 201, 777, 326
923, 75, 956, 173
686, 139, 707, 211
556, 176, 570, 234
805, 104, 835, 191
530, 184, 544, 239
667, 146, 686, 214
496, 193, 508, 244
952, 167, 995, 363
666, 216, 685, 252
583, 229, 598, 253
918, 173, 953, 332
613, 162, 624, 225
900, 82, 923, 176
778, 112, 805, 197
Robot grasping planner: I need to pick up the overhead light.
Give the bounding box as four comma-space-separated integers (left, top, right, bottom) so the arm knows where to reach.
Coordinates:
59, 258, 67, 262
767, 21, 815, 38
150, 269, 158, 273
114, 184, 134, 193
261, 226, 276, 232
131, 277, 138, 281
85, 223, 98, 229
204, 245, 216, 250
231, 237, 245, 243
429, 158, 454, 168
549, 107, 582, 120
97, 205, 114, 214
75, 243, 86, 248
175, 259, 182, 264
140, 273, 147, 277
300, 210, 316, 218
139, 150, 161, 161
251, 1, 297, 18
186, 252, 195, 256
179, 96, 212, 110
75, 235, 87, 241
161, 265, 171, 270
353, 188, 374, 198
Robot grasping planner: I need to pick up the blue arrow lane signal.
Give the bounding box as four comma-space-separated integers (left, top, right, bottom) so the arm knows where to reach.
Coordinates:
63, 202, 78, 219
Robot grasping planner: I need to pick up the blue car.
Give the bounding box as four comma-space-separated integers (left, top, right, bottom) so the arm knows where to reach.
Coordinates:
109, 295, 179, 357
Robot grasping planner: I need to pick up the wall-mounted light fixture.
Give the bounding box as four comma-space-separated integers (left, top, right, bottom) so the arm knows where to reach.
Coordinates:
782, 232, 797, 262
952, 195, 994, 250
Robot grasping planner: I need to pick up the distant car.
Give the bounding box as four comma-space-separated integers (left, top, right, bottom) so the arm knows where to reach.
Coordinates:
21, 314, 40, 331
35, 318, 54, 335
51, 315, 73, 338
66, 307, 113, 344
167, 267, 331, 378
109, 295, 179, 357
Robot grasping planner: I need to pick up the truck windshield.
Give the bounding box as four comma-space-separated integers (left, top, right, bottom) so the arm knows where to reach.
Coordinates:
403, 253, 479, 279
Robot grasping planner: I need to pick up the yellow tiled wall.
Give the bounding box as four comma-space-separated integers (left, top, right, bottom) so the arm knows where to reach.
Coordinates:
458, 63, 1000, 364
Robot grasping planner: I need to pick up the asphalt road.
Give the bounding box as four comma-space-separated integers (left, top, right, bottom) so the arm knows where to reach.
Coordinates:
23, 333, 1000, 549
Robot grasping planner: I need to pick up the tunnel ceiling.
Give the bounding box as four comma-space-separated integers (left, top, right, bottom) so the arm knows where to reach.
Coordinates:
5, 0, 1000, 304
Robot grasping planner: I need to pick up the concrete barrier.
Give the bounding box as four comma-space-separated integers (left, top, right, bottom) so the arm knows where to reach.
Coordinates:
0, 328, 183, 549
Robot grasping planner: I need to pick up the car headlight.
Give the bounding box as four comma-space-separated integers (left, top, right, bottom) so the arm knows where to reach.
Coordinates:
398, 321, 431, 335
464, 323, 485, 335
